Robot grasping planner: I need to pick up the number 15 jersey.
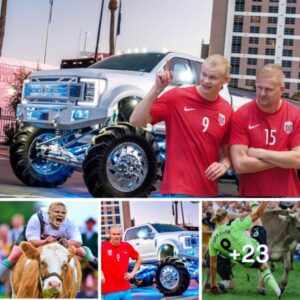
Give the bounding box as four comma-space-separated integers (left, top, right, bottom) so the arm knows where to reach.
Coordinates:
230, 100, 300, 196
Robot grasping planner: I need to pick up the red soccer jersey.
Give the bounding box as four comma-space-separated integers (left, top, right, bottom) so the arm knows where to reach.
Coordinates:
230, 99, 300, 196
150, 86, 233, 196
101, 241, 139, 294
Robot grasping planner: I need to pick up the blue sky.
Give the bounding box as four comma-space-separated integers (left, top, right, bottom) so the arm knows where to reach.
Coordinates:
2, 0, 212, 66
129, 200, 199, 226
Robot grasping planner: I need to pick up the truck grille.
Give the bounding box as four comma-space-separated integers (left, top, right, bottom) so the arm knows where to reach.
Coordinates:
23, 76, 85, 104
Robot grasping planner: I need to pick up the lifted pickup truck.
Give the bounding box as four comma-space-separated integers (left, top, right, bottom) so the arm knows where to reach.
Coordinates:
123, 223, 199, 296
11, 52, 248, 197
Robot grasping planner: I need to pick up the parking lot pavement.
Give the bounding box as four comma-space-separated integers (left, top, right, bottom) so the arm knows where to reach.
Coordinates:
0, 145, 239, 198
131, 280, 199, 300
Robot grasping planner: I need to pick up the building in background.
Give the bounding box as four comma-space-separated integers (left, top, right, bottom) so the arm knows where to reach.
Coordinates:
210, 0, 300, 99
101, 201, 131, 240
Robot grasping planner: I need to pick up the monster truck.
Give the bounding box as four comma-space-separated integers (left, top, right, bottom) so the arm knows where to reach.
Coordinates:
11, 52, 248, 197
123, 223, 199, 296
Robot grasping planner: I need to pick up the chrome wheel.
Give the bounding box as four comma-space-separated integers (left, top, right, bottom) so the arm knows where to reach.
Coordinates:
159, 265, 180, 290
29, 133, 64, 175
106, 142, 148, 192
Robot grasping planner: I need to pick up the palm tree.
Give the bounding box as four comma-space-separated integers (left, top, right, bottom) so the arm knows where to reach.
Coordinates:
108, 0, 118, 55
0, 0, 8, 56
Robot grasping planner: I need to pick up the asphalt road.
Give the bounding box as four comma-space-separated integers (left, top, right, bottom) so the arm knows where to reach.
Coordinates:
0, 146, 91, 198
0, 146, 238, 198
131, 280, 199, 300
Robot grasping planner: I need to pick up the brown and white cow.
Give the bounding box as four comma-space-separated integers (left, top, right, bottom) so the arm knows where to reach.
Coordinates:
259, 209, 300, 293
11, 242, 82, 298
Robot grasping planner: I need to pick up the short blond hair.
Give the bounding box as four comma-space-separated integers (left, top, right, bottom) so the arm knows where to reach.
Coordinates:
109, 224, 122, 232
204, 54, 231, 76
48, 202, 67, 212
257, 64, 285, 86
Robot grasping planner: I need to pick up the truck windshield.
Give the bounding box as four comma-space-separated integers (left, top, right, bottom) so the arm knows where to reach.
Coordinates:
151, 223, 187, 233
89, 53, 166, 72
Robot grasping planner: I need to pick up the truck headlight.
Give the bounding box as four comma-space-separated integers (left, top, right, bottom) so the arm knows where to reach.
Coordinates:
79, 78, 106, 106
71, 109, 90, 121
179, 235, 199, 249
21, 79, 30, 103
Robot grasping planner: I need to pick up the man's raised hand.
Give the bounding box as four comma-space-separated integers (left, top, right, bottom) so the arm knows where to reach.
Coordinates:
155, 60, 173, 90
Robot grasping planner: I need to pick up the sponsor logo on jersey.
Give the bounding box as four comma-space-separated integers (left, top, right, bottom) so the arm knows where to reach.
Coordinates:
108, 249, 112, 256
184, 106, 196, 112
218, 113, 225, 126
248, 124, 260, 130
284, 121, 293, 134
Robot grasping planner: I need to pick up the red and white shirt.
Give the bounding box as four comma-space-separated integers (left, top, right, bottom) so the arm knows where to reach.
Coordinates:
230, 99, 300, 196
101, 241, 139, 294
150, 86, 233, 196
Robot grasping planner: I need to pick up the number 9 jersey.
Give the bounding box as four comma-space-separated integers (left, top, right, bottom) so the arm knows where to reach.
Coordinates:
150, 86, 233, 196
209, 215, 265, 268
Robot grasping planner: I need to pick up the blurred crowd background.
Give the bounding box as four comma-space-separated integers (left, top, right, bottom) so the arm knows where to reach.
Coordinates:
202, 201, 300, 231
0, 201, 98, 299
202, 201, 300, 251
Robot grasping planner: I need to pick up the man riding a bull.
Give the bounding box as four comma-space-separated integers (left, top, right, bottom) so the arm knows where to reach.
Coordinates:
0, 202, 98, 280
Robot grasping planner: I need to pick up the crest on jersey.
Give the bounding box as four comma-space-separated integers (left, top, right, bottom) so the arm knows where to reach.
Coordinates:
218, 113, 225, 126
108, 250, 112, 256
284, 121, 293, 134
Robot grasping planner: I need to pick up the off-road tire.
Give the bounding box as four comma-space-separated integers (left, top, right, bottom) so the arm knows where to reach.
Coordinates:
132, 276, 154, 287
10, 126, 73, 187
155, 256, 190, 296
83, 122, 161, 197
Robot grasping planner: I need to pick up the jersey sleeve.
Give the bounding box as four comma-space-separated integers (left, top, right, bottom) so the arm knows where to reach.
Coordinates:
150, 90, 173, 124
127, 242, 139, 260
25, 214, 42, 241
290, 109, 300, 149
65, 219, 83, 244
208, 238, 218, 256
229, 108, 249, 146
231, 215, 253, 232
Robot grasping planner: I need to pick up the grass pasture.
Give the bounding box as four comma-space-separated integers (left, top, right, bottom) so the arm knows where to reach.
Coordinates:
202, 259, 300, 300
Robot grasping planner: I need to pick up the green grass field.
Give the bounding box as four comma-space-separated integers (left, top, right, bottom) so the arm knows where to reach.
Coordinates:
202, 259, 300, 300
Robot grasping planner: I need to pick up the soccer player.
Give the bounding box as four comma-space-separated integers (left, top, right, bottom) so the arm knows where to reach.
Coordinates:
0, 202, 98, 280
209, 201, 281, 298
102, 225, 142, 300
130, 54, 233, 196
230, 64, 300, 196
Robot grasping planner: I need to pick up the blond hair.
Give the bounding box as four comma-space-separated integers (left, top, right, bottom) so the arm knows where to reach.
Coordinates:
109, 224, 122, 232
211, 208, 228, 224
257, 64, 285, 86
204, 54, 231, 76
48, 202, 67, 212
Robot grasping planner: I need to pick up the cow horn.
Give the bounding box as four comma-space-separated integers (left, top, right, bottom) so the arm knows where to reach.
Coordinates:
67, 246, 76, 262
278, 215, 292, 223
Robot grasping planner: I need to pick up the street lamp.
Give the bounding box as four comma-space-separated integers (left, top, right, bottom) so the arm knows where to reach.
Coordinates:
84, 31, 89, 53
43, 0, 53, 64
94, 0, 105, 60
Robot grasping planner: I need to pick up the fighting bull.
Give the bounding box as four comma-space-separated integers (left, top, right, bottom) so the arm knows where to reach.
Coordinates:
11, 242, 82, 298
259, 209, 300, 293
